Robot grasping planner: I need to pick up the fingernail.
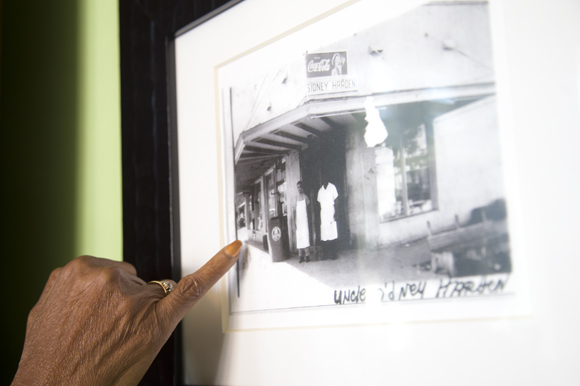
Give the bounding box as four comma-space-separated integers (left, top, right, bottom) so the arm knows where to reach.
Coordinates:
225, 240, 242, 257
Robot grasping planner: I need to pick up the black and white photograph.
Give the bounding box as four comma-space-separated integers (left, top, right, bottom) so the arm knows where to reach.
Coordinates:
218, 0, 514, 319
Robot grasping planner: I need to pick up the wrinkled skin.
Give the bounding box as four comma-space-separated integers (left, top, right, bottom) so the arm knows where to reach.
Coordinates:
12, 241, 241, 386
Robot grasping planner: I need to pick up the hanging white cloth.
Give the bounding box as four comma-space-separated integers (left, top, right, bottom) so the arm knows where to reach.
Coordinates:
364, 96, 388, 147
317, 183, 338, 241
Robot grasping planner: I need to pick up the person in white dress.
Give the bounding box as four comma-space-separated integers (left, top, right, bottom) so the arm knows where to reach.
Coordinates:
317, 176, 339, 259
294, 181, 311, 263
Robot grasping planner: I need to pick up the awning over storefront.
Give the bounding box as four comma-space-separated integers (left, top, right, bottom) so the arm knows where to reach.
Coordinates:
234, 82, 494, 190
235, 82, 494, 162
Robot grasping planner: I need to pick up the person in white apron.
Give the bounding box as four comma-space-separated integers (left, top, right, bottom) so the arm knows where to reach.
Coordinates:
317, 177, 339, 259
294, 181, 311, 263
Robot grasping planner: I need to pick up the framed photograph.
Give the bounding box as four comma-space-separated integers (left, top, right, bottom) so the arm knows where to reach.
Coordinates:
174, 0, 530, 335
122, 0, 580, 384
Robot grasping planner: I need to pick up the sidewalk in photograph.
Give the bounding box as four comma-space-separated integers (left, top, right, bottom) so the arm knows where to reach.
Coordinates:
242, 238, 442, 290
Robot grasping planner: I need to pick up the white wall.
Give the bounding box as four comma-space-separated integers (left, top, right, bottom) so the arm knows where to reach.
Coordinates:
433, 96, 504, 225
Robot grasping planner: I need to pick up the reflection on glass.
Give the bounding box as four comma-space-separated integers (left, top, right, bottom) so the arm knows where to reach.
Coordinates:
376, 124, 432, 221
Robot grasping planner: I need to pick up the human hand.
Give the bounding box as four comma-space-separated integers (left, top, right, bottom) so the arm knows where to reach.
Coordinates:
11, 241, 242, 386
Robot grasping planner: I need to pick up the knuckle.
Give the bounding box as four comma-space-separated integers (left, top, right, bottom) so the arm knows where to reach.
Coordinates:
49, 267, 62, 278
65, 255, 92, 273
59, 258, 84, 278
75, 255, 93, 266
26, 307, 38, 324
123, 262, 137, 275
98, 266, 121, 284
178, 275, 206, 301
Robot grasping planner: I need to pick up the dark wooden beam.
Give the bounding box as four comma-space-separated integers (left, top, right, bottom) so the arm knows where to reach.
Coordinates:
273, 130, 310, 144
293, 122, 325, 137
237, 159, 279, 168
320, 116, 339, 128
244, 146, 288, 155
255, 138, 302, 151
238, 154, 279, 161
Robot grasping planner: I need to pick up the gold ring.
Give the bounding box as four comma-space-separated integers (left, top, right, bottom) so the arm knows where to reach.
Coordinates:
148, 280, 175, 296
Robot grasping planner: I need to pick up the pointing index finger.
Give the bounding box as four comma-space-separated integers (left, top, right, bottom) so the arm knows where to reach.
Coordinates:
157, 240, 242, 329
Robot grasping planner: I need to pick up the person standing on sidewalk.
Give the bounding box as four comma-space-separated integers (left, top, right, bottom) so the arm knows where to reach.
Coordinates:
294, 181, 311, 263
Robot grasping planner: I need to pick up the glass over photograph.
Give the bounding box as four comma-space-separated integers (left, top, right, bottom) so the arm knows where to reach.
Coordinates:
217, 0, 513, 317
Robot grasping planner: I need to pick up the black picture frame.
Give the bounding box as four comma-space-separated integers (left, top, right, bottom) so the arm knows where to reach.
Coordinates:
119, 1, 243, 384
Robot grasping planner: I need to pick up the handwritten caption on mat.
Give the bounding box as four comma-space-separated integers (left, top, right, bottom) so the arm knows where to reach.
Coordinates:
333, 275, 510, 305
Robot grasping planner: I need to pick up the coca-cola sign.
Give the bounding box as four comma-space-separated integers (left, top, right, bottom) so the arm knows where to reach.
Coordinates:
306, 52, 348, 78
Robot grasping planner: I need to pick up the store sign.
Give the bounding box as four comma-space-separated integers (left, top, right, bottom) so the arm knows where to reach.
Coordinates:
271, 226, 281, 242
306, 51, 357, 95
306, 78, 357, 95
306, 52, 348, 78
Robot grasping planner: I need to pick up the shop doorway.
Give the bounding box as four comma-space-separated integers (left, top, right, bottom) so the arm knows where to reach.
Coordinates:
300, 126, 350, 252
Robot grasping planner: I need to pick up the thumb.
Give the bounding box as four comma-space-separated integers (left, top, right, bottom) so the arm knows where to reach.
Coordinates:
156, 240, 241, 330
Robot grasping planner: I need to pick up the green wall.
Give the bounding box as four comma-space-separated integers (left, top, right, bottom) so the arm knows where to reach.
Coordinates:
0, 0, 122, 382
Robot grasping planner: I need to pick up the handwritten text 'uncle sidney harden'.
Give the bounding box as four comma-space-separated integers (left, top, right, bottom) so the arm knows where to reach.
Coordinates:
333, 275, 510, 305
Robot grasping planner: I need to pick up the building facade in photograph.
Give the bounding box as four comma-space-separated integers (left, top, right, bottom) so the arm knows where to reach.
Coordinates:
222, 2, 509, 276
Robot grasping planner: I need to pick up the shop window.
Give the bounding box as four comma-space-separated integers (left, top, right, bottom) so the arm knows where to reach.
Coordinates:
253, 182, 263, 231
266, 160, 288, 218
237, 204, 246, 229
277, 181, 287, 216
277, 161, 287, 216
376, 124, 434, 221
266, 172, 277, 219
